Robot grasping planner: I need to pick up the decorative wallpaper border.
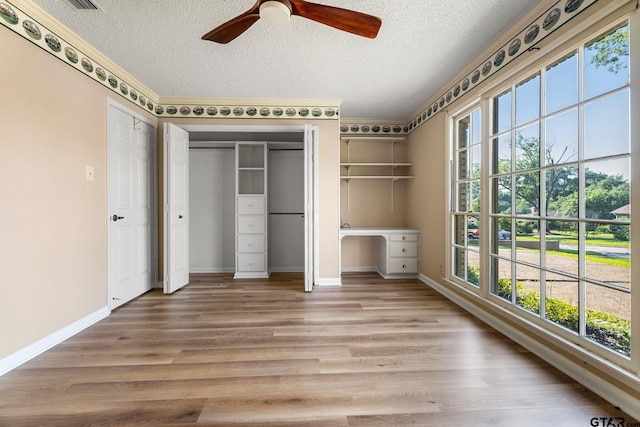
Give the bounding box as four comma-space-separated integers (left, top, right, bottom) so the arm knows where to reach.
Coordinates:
1, 1, 159, 113
1, 0, 602, 132
154, 104, 339, 120
0, 0, 341, 121
339, 122, 408, 136
403, 0, 600, 134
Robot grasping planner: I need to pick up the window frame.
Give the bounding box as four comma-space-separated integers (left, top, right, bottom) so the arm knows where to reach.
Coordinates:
447, 17, 634, 370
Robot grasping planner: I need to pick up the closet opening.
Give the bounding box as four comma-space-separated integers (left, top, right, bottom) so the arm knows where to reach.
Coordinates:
175, 124, 316, 291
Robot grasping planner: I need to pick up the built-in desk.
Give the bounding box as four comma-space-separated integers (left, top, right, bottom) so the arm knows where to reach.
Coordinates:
339, 227, 421, 279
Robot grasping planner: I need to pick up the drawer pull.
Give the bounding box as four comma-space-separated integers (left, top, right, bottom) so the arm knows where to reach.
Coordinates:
403, 264, 407, 269
402, 248, 407, 253
402, 236, 407, 240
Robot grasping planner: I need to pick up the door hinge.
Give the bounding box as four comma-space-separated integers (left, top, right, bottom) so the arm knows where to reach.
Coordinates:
165, 204, 169, 212
165, 274, 169, 284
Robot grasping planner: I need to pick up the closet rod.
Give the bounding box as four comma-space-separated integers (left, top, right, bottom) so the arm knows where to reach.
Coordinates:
268, 148, 303, 151
269, 212, 304, 215
189, 146, 235, 150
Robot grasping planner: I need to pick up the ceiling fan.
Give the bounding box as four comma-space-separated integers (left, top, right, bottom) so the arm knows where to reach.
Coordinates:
202, 0, 382, 44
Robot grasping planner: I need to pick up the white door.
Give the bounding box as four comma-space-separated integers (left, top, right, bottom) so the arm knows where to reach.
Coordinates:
107, 104, 155, 309
163, 123, 190, 293
304, 125, 317, 292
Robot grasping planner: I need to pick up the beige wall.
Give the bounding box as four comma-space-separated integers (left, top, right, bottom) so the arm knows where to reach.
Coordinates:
405, 113, 447, 280
0, 29, 155, 359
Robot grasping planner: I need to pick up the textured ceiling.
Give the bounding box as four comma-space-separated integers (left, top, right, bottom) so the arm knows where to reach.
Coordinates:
29, 0, 535, 120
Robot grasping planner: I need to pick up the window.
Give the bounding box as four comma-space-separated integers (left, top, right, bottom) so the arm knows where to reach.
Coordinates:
452, 109, 482, 287
489, 22, 631, 357
449, 21, 632, 361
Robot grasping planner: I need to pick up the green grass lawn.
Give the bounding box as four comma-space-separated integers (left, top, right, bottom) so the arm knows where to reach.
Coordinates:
517, 233, 630, 248
548, 249, 630, 268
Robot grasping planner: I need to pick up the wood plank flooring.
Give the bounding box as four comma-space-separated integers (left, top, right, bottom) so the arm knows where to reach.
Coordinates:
0, 272, 635, 426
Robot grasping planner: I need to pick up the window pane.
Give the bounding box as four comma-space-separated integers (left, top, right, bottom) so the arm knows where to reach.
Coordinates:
458, 148, 469, 180
468, 250, 480, 287
458, 117, 470, 148
454, 215, 466, 245
545, 238, 579, 277
584, 158, 630, 221
515, 74, 540, 126
584, 222, 630, 287
545, 272, 579, 333
515, 219, 540, 266
493, 176, 511, 215
492, 257, 512, 301
584, 90, 630, 159
470, 144, 481, 179
454, 247, 466, 279
546, 52, 578, 114
515, 263, 540, 313
457, 182, 469, 211
495, 90, 512, 133
545, 109, 578, 166
472, 110, 481, 144
471, 180, 481, 213
492, 218, 512, 258
493, 135, 512, 174
515, 172, 539, 215
584, 24, 630, 100
585, 283, 630, 356
515, 123, 540, 171
546, 165, 578, 219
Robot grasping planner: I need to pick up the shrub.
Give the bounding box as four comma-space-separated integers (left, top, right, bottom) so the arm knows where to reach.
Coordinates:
610, 224, 630, 241
465, 266, 630, 355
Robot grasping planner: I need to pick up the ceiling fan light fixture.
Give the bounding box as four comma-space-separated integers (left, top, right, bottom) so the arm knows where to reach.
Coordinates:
259, 1, 291, 28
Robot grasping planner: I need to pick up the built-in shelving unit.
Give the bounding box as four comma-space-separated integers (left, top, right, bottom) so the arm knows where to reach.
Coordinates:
340, 136, 413, 211
235, 142, 269, 279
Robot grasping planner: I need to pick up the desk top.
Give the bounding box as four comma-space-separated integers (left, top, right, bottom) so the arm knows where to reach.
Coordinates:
339, 227, 421, 237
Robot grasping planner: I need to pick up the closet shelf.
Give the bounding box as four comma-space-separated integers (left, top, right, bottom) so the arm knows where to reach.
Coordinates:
340, 176, 414, 181
341, 163, 412, 167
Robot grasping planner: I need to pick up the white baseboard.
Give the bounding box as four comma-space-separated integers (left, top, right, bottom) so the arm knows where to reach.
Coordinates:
189, 267, 235, 273
341, 266, 377, 273
315, 277, 342, 286
0, 306, 110, 376
418, 273, 640, 422
269, 267, 305, 273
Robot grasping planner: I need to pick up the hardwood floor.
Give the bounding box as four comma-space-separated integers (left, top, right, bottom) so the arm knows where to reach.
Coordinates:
0, 272, 635, 426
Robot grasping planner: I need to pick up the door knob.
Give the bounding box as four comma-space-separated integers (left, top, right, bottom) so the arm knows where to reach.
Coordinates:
112, 215, 124, 222
179, 215, 183, 219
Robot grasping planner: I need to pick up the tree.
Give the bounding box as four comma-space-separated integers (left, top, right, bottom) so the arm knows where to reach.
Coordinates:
589, 25, 629, 74
497, 135, 578, 221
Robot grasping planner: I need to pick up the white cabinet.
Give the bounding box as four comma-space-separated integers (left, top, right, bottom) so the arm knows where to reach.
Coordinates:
235, 143, 269, 278
380, 232, 420, 278
339, 228, 421, 279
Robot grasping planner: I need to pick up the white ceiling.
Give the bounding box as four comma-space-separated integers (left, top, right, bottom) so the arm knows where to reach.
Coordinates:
30, 0, 535, 121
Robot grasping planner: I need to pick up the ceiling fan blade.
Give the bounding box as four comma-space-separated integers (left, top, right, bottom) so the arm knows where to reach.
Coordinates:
202, 1, 261, 44
290, 0, 381, 38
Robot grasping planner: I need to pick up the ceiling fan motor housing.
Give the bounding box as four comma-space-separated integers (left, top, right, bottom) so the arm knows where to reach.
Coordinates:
260, 1, 292, 28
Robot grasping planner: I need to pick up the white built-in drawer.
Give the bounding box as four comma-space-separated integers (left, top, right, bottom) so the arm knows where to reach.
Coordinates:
237, 253, 265, 272
237, 234, 265, 253
389, 242, 418, 258
237, 216, 265, 234
237, 196, 264, 215
389, 233, 419, 242
388, 258, 418, 274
